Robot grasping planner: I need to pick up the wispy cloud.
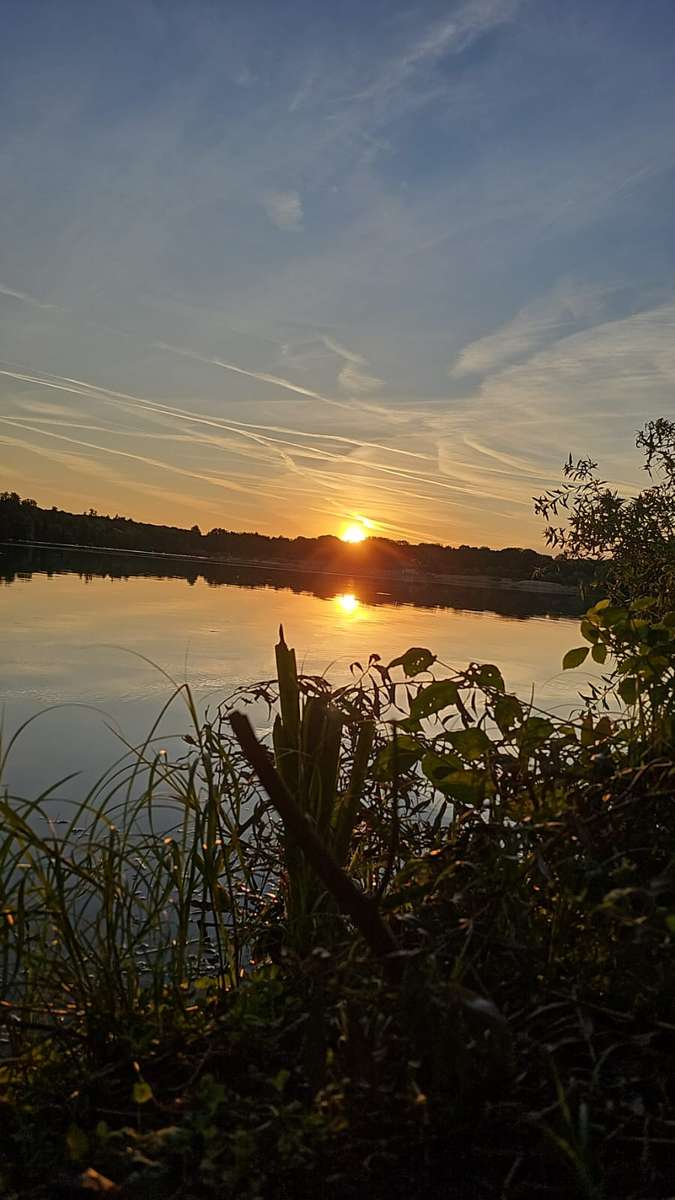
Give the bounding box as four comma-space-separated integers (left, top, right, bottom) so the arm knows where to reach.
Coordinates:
152, 340, 355, 411
15, 397, 80, 418
0, 417, 262, 496
2, 0, 675, 544
0, 364, 426, 461
0, 363, 533, 519
289, 70, 316, 113
0, 432, 241, 518
349, 0, 522, 107
461, 437, 551, 477
0, 282, 54, 310
262, 191, 304, 231
450, 283, 613, 378
317, 334, 386, 393
320, 335, 367, 365
437, 300, 675, 520
338, 362, 384, 394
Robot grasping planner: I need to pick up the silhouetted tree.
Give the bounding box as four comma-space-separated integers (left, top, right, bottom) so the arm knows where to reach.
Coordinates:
534, 417, 675, 606
0, 491, 582, 584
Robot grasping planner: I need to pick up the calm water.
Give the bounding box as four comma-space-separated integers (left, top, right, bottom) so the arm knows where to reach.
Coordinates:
1, 546, 593, 801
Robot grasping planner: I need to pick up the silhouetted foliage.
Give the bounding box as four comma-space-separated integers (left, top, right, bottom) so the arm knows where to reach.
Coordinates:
0, 491, 586, 585
534, 417, 675, 606
0, 610, 673, 1198
1, 544, 584, 618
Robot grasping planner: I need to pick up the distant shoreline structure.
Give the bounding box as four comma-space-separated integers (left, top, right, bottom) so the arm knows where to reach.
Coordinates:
1, 539, 579, 597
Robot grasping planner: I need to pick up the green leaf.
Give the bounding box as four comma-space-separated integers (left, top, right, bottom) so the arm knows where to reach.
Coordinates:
271, 1069, 290, 1093
632, 596, 657, 611
475, 664, 505, 692
562, 646, 590, 670
618, 677, 638, 706
443, 770, 492, 803
594, 716, 613, 740
388, 647, 436, 676
194, 976, 217, 991
591, 642, 607, 664
66, 1124, 89, 1162
494, 694, 523, 734
422, 758, 493, 803
373, 736, 424, 780
421, 751, 462, 784
516, 717, 554, 751
585, 599, 610, 626
598, 606, 628, 627
445, 727, 492, 761
580, 619, 600, 642
133, 1080, 154, 1105
661, 611, 675, 628
410, 679, 459, 719
195, 1074, 226, 1114
666, 914, 675, 934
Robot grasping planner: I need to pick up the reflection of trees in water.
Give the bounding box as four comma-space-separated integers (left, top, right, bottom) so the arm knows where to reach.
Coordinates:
0, 545, 582, 620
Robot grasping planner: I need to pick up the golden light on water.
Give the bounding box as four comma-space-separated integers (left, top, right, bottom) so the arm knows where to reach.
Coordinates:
334, 592, 360, 615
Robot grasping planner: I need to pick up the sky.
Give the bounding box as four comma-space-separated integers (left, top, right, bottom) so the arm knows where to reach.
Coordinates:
1, 0, 675, 548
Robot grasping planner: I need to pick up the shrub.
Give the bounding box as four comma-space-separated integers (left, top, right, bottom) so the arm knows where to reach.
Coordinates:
534, 417, 675, 608
0, 614, 673, 1199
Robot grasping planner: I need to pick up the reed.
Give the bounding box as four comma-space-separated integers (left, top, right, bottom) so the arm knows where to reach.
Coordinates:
0, 603, 672, 1199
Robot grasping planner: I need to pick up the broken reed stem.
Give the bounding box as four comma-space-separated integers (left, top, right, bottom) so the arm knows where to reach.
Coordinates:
229, 710, 401, 979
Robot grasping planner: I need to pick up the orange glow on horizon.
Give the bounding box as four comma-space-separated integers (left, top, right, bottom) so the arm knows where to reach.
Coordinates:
340, 522, 368, 543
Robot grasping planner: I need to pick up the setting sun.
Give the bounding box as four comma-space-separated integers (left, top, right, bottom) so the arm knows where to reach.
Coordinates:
340, 522, 368, 544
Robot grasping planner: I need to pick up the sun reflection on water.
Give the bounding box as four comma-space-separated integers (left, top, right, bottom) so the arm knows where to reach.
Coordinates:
334, 592, 360, 615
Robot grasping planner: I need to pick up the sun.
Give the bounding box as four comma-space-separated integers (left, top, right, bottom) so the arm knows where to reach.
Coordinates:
340, 522, 368, 544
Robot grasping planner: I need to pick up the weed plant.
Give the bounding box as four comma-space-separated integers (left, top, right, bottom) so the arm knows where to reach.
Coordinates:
0, 605, 673, 1199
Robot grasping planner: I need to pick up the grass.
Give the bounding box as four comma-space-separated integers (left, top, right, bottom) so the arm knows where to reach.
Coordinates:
0, 608, 673, 1199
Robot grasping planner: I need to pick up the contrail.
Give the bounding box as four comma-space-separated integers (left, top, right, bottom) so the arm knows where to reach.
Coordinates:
0, 363, 530, 506
0, 418, 269, 496
153, 340, 357, 412
0, 363, 428, 459
462, 435, 547, 476
0, 282, 54, 310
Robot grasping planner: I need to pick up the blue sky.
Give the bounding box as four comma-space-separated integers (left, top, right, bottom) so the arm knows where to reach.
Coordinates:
1, 0, 675, 546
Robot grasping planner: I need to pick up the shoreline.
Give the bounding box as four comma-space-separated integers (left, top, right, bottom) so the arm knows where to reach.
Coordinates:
1, 538, 580, 598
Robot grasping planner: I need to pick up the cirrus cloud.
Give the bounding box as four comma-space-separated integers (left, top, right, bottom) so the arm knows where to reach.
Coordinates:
338, 362, 384, 394
262, 190, 304, 231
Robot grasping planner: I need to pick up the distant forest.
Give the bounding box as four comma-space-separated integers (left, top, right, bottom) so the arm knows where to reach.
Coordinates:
0, 491, 591, 583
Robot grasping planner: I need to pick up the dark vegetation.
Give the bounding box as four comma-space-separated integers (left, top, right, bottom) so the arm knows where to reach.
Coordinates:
0, 544, 584, 620
0, 491, 586, 585
534, 417, 675, 605
0, 421, 673, 1199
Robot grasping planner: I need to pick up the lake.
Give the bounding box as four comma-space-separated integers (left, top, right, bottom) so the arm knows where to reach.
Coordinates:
1, 545, 593, 802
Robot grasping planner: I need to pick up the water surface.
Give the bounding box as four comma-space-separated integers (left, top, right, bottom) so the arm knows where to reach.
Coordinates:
1, 546, 593, 800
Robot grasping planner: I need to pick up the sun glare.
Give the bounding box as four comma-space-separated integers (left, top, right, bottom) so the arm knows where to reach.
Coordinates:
340, 522, 368, 543
335, 593, 360, 615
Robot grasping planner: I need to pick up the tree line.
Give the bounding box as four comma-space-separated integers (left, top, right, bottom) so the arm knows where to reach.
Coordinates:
0, 491, 587, 583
